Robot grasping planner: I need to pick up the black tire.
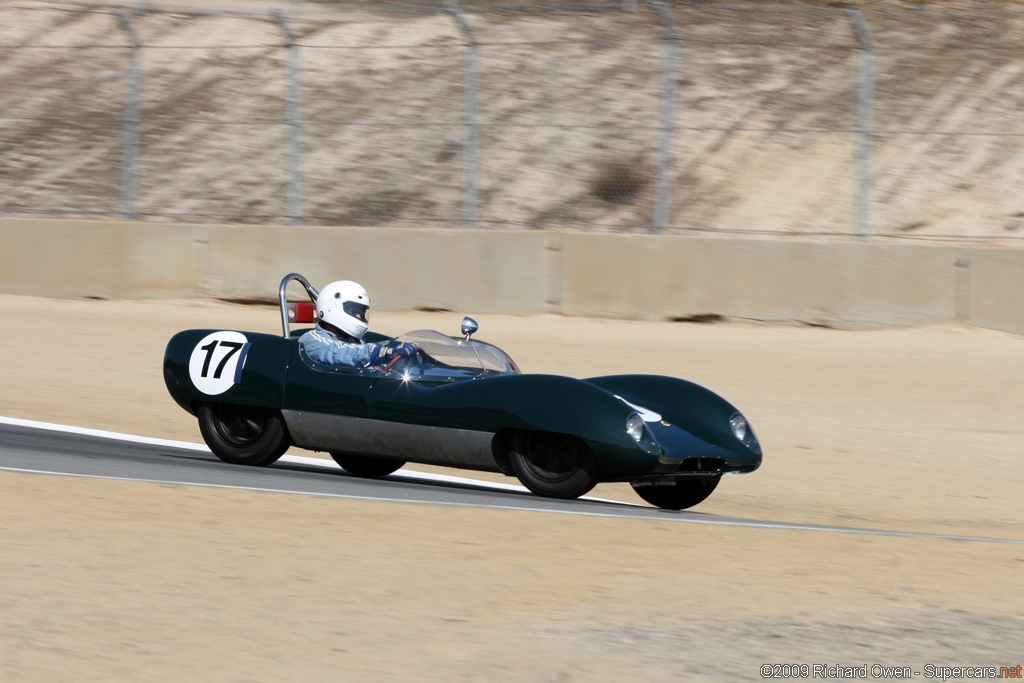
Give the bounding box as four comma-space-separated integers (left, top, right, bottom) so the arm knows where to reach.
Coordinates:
330, 452, 405, 478
510, 431, 599, 499
198, 403, 290, 467
631, 475, 721, 510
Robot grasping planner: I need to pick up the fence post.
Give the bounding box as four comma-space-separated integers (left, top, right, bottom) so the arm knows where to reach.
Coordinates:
449, 10, 480, 229
651, 1, 679, 234
114, 11, 141, 221
274, 11, 303, 226
847, 8, 875, 242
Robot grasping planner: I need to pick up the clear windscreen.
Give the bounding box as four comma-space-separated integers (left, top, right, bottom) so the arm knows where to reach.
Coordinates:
390, 330, 519, 380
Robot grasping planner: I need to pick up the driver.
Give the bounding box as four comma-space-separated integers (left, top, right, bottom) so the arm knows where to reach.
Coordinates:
299, 280, 418, 369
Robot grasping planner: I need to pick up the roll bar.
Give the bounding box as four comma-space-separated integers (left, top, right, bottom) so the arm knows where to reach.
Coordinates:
278, 273, 319, 337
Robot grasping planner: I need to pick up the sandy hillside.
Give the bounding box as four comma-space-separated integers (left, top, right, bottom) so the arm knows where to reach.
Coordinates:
1, 0, 1024, 239
1, 295, 1023, 681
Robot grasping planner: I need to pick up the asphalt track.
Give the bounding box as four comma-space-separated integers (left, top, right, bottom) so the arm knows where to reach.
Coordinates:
2, 417, 1022, 546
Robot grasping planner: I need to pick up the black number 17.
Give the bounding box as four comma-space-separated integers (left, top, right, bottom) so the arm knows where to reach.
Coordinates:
199, 340, 244, 379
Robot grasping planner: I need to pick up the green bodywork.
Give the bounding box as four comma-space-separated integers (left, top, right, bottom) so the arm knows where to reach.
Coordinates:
164, 328, 762, 480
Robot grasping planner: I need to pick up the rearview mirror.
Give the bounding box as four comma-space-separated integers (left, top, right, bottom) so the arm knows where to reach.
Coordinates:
461, 316, 479, 341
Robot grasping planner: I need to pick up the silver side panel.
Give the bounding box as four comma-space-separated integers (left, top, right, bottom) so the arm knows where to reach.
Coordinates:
281, 410, 500, 472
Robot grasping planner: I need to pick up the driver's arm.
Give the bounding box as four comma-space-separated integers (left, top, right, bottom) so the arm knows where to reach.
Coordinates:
302, 329, 374, 368
369, 341, 419, 369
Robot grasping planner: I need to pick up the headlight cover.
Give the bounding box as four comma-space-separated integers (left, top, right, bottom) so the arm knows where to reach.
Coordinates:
626, 414, 662, 456
729, 412, 761, 453
730, 413, 747, 441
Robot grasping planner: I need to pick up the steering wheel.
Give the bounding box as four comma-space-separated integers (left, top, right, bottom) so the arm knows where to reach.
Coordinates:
383, 345, 431, 373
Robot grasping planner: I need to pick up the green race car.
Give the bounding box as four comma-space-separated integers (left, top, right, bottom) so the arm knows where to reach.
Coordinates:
163, 274, 762, 510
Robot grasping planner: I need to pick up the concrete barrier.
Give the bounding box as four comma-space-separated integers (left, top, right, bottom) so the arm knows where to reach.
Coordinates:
0, 219, 204, 299
201, 225, 552, 315
3, 218, 1023, 334
964, 247, 1024, 336
558, 234, 962, 328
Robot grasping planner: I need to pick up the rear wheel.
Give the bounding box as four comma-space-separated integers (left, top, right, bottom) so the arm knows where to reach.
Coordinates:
330, 452, 405, 478
198, 403, 290, 467
510, 431, 599, 499
631, 475, 721, 510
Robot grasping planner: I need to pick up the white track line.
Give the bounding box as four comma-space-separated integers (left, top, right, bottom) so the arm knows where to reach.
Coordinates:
0, 415, 209, 451
0, 415, 634, 505
4, 416, 1022, 544
1, 465, 1021, 544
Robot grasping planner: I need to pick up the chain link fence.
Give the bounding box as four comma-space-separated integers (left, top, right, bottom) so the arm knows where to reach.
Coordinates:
1, 1, 1023, 241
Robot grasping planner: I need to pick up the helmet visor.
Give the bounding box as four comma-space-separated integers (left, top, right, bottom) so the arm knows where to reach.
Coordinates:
343, 300, 369, 323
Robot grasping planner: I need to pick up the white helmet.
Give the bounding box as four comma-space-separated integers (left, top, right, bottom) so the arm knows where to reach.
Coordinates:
316, 280, 370, 340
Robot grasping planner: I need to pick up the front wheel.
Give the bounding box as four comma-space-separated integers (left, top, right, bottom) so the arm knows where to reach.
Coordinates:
631, 475, 721, 510
198, 403, 290, 467
330, 452, 405, 478
510, 431, 599, 500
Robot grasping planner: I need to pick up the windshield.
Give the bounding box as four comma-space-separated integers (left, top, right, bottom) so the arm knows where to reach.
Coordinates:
386, 330, 519, 382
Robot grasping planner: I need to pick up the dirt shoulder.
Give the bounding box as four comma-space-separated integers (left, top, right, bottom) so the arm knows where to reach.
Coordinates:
2, 295, 1023, 681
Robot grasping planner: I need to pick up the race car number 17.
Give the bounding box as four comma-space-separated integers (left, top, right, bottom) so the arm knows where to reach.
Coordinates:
188, 331, 251, 395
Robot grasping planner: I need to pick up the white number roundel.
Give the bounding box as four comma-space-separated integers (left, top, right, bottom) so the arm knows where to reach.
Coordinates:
188, 331, 250, 395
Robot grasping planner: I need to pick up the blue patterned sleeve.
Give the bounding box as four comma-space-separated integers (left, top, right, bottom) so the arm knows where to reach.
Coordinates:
300, 329, 375, 367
